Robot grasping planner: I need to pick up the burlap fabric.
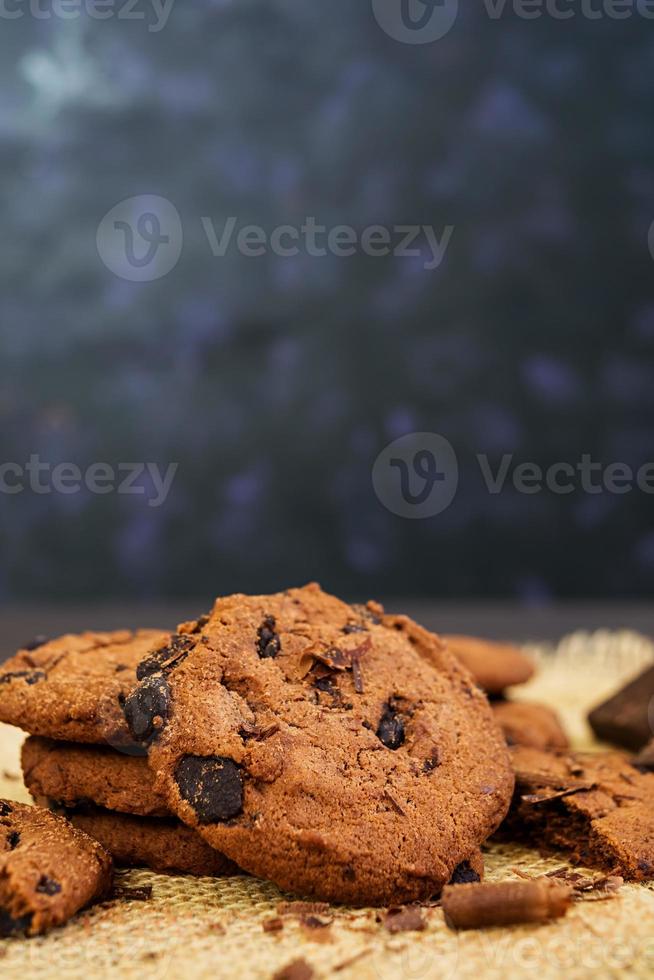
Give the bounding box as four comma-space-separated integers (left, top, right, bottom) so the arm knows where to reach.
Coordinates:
1, 629, 654, 979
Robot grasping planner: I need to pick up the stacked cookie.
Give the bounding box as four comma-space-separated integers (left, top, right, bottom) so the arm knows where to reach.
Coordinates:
0, 585, 515, 906
444, 635, 569, 751
0, 630, 236, 878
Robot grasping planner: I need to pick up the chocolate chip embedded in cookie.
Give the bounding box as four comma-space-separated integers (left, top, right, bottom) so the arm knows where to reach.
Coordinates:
0, 630, 168, 747
0, 800, 112, 936
492, 701, 569, 750
507, 745, 654, 880
124, 584, 513, 905
443, 636, 534, 695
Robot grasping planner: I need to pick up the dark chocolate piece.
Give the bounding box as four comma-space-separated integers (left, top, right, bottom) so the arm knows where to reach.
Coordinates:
0, 670, 46, 686
588, 665, 654, 751
449, 860, 481, 885
137, 634, 194, 680
123, 675, 170, 743
376, 701, 405, 750
175, 755, 244, 824
36, 876, 61, 896
257, 617, 281, 659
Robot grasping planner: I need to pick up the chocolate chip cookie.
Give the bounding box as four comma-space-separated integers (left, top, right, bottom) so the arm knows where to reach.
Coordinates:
124, 584, 513, 905
0, 630, 168, 747
443, 636, 534, 695
507, 745, 654, 879
0, 800, 112, 936
66, 807, 239, 877
492, 701, 569, 750
22, 737, 170, 818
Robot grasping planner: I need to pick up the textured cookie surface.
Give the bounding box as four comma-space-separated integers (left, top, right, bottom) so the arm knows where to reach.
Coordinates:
22, 737, 171, 818
508, 745, 654, 879
0, 800, 112, 936
443, 636, 534, 694
66, 807, 238, 877
0, 630, 167, 746
492, 701, 569, 750
124, 584, 513, 905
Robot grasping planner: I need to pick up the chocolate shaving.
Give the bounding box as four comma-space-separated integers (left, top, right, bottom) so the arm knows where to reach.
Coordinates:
276, 901, 331, 916
305, 637, 371, 695
333, 949, 373, 972
383, 789, 406, 816
441, 879, 572, 930
520, 785, 592, 805
110, 884, 153, 902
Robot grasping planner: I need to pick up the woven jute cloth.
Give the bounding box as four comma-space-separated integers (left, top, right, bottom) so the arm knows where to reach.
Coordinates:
2, 630, 654, 980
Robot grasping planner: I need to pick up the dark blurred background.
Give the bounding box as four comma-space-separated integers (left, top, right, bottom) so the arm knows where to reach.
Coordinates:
1, 1, 654, 605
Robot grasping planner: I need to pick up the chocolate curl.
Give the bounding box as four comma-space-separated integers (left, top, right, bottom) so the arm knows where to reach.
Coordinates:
441, 879, 573, 930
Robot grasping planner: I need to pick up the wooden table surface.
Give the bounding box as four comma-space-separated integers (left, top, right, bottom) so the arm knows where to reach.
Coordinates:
1, 600, 652, 662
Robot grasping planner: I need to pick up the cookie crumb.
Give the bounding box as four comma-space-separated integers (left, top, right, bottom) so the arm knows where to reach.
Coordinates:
273, 958, 314, 980
263, 917, 284, 933
382, 905, 426, 933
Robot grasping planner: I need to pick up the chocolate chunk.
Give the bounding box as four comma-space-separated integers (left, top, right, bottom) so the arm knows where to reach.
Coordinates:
588, 665, 654, 751
0, 802, 12, 816
6, 832, 20, 850
376, 701, 405, 750
449, 860, 480, 884
137, 634, 194, 680
257, 617, 281, 659
123, 675, 170, 743
342, 624, 367, 635
36, 876, 61, 896
23, 636, 48, 652
0, 909, 33, 937
175, 755, 244, 824
0, 670, 46, 686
